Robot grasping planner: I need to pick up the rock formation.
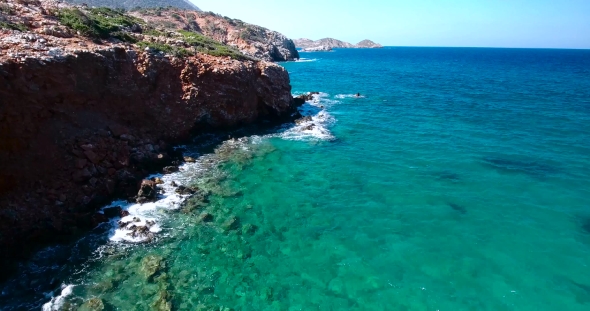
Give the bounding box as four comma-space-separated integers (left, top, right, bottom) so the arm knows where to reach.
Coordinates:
130, 9, 299, 62
64, 0, 201, 11
0, 0, 301, 280
294, 37, 383, 49
300, 46, 332, 52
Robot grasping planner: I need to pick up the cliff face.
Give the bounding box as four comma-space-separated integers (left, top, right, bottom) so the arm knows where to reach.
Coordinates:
0, 0, 299, 278
131, 9, 299, 62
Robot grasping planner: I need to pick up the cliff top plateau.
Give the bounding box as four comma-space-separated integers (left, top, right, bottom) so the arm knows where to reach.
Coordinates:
0, 0, 298, 61
294, 37, 383, 49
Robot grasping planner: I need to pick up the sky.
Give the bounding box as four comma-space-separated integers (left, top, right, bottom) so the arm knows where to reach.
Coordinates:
189, 0, 590, 49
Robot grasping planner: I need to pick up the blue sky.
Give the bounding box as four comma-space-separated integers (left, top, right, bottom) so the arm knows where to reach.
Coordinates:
190, 0, 590, 49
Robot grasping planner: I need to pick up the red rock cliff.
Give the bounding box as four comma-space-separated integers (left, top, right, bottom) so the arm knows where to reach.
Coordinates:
0, 46, 297, 275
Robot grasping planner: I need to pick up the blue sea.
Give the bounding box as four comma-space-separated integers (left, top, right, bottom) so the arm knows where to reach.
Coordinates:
2, 47, 590, 310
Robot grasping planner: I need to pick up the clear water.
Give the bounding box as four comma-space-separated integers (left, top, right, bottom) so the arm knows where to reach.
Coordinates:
2, 47, 590, 310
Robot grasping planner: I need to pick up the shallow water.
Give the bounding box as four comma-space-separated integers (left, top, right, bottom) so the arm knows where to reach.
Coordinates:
2, 47, 590, 310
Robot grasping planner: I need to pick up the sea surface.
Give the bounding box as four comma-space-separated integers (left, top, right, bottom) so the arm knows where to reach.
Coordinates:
2, 47, 590, 310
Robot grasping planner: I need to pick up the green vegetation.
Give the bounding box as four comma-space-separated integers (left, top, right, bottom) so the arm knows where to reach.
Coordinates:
178, 30, 251, 60
56, 7, 143, 41
0, 21, 28, 32
137, 41, 190, 58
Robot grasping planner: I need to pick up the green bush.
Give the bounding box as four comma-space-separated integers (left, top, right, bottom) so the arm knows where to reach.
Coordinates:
0, 21, 28, 32
137, 41, 191, 58
57, 7, 142, 41
178, 30, 251, 60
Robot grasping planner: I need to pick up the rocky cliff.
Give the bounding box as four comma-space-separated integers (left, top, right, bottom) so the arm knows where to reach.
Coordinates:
64, 0, 201, 11
294, 37, 383, 49
0, 0, 299, 279
130, 9, 299, 62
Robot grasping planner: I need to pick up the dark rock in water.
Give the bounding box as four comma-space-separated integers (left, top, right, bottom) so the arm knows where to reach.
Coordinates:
301, 124, 315, 131
102, 206, 122, 218
200, 213, 214, 222
242, 224, 258, 236
175, 185, 196, 195
136, 179, 157, 204
163, 166, 179, 174
295, 116, 313, 125
152, 290, 172, 311
222, 216, 240, 232
581, 218, 590, 234
436, 171, 461, 182
183, 156, 196, 163
482, 157, 558, 178
79, 297, 105, 311
140, 255, 165, 281
448, 202, 467, 214
170, 181, 178, 187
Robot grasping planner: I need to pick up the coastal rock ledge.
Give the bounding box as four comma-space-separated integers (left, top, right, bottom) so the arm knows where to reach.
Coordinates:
0, 40, 298, 278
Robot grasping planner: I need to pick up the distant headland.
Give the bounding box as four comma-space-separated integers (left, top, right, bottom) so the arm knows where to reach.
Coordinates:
294, 38, 383, 51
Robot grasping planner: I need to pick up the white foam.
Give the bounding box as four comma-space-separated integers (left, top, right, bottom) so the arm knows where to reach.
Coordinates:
277, 92, 337, 141
42, 284, 74, 311
106, 159, 209, 243
335, 94, 365, 99
295, 58, 317, 62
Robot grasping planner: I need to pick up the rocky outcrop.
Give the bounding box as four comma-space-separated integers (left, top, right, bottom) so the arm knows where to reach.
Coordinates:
0, 0, 301, 279
131, 9, 300, 62
300, 46, 332, 52
294, 37, 383, 49
355, 39, 383, 48
64, 0, 201, 11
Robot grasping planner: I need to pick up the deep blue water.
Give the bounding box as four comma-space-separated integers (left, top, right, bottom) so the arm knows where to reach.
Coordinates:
2, 47, 590, 310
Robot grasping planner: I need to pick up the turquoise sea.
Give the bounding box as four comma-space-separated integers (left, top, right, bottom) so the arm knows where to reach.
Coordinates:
2, 47, 590, 310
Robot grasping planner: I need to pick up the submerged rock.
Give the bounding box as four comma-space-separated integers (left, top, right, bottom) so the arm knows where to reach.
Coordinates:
152, 290, 172, 311
78, 297, 105, 311
199, 213, 214, 222
222, 216, 240, 232
242, 224, 258, 236
140, 255, 165, 281
175, 185, 196, 195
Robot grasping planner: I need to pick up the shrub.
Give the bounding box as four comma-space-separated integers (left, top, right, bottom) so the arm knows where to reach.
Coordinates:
137, 41, 191, 58
0, 21, 28, 31
57, 7, 142, 41
178, 30, 252, 60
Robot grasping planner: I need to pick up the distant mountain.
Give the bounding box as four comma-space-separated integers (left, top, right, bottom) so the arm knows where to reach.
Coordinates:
294, 37, 383, 49
355, 39, 383, 48
64, 0, 201, 11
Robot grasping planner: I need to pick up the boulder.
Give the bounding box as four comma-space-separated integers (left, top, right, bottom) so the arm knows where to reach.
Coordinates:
175, 185, 196, 195
295, 116, 312, 125
136, 179, 157, 203
163, 166, 179, 174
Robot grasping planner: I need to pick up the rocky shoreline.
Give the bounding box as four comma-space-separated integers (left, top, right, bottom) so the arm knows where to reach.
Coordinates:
0, 0, 305, 281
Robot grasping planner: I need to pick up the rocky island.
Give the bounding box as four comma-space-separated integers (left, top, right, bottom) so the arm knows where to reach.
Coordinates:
0, 0, 301, 279
295, 37, 383, 50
